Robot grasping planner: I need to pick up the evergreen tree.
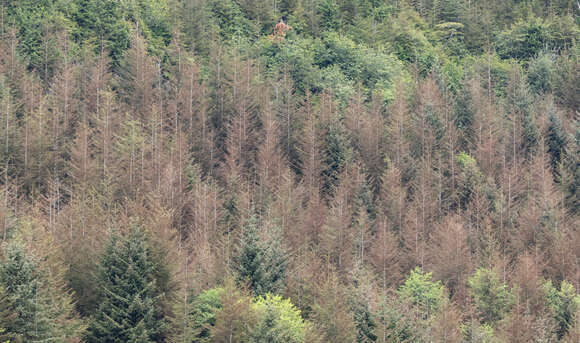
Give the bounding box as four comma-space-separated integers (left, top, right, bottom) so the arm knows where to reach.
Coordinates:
528, 53, 555, 94
453, 85, 475, 150
318, 0, 340, 32
0, 0, 578, 340
0, 239, 84, 341
439, 0, 461, 23
507, 70, 538, 158
496, 17, 550, 60
546, 106, 568, 171
188, 287, 224, 343
235, 216, 287, 296
544, 280, 580, 339
375, 295, 425, 343
522, 111, 540, 158
279, 0, 299, 18
352, 300, 377, 343
4, 0, 66, 77
85, 224, 169, 343
0, 242, 51, 341
455, 152, 484, 210
468, 268, 513, 324
72, 0, 130, 64
322, 120, 352, 198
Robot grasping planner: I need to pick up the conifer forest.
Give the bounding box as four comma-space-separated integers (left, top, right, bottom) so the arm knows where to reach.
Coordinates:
0, 0, 579, 342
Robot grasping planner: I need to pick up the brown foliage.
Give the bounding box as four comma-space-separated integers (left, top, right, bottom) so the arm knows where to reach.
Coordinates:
427, 214, 472, 301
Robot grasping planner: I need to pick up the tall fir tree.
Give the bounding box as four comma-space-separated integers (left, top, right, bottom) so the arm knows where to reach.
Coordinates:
85, 223, 169, 343
234, 216, 287, 296
0, 238, 84, 342
0, 242, 51, 341
546, 105, 568, 172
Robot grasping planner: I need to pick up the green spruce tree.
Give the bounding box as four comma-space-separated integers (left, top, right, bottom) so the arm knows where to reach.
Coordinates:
0, 242, 51, 341
544, 280, 580, 339
0, 238, 84, 341
85, 223, 169, 343
235, 216, 287, 296
546, 105, 568, 172
454, 85, 476, 151
468, 268, 513, 325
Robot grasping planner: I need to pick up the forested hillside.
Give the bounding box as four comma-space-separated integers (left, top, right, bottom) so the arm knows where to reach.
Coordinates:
0, 0, 578, 341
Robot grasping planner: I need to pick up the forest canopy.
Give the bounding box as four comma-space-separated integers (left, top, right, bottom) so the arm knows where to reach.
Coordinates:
0, 0, 578, 342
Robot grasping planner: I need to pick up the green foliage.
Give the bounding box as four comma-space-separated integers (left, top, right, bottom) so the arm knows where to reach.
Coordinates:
522, 112, 540, 157
314, 32, 400, 94
453, 83, 475, 148
5, 0, 74, 77
441, 59, 464, 95
318, 0, 340, 32
322, 121, 353, 195
0, 240, 83, 341
259, 36, 320, 93
319, 65, 355, 101
455, 152, 484, 210
497, 16, 579, 61
235, 217, 287, 296
398, 267, 445, 317
497, 17, 550, 60
546, 105, 568, 171
467, 53, 513, 97
249, 294, 306, 343
375, 296, 424, 342
0, 327, 9, 343
72, 0, 130, 64
544, 15, 580, 52
120, 0, 172, 55
468, 268, 513, 324
544, 280, 580, 339
507, 70, 539, 157
0, 0, 579, 341
438, 0, 462, 23
5, 0, 175, 70
278, 0, 299, 18
352, 300, 377, 343
187, 287, 308, 343
208, 0, 256, 41
260, 11, 401, 97
188, 288, 224, 343
435, 22, 466, 57
528, 53, 555, 94
388, 9, 435, 72
85, 224, 169, 343
180, 0, 212, 56
0, 242, 51, 341
456, 151, 477, 168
